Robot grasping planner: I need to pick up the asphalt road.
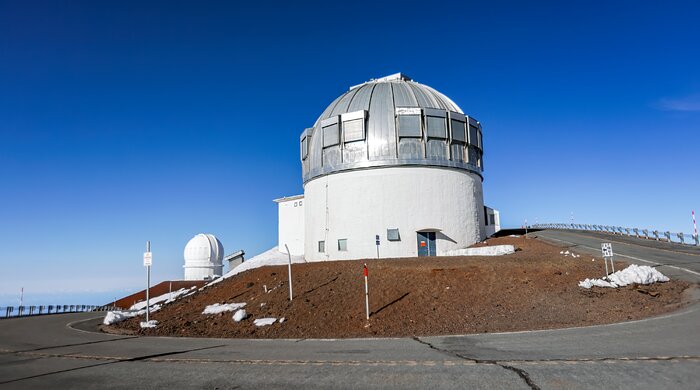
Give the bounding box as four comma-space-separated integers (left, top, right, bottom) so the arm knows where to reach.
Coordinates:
1, 229, 699, 389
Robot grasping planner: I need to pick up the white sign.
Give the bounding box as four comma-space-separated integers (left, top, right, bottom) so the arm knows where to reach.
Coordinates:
601, 243, 613, 258
143, 252, 152, 267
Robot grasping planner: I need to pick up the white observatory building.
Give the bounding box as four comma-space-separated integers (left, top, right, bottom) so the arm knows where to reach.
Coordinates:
183, 233, 224, 280
275, 73, 499, 261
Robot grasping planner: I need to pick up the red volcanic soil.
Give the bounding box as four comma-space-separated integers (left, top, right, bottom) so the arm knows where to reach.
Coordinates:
105, 236, 694, 338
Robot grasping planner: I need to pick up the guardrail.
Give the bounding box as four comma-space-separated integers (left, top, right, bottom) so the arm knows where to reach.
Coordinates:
1, 305, 120, 319
533, 223, 700, 246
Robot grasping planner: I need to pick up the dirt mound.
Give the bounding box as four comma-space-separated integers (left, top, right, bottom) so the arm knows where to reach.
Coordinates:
106, 237, 692, 338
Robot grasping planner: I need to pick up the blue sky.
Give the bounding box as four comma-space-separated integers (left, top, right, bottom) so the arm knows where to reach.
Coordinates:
1, 1, 699, 306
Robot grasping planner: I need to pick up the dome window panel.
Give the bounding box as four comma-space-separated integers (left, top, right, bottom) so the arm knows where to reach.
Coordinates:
341, 110, 366, 143
323, 123, 340, 147
469, 124, 479, 147
397, 115, 422, 138
300, 136, 308, 160
342, 119, 364, 142
318, 240, 325, 253
450, 119, 466, 143
321, 116, 340, 148
426, 116, 447, 139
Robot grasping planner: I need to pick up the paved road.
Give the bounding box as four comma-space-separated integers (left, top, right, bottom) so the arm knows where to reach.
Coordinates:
1, 230, 699, 389
534, 229, 700, 282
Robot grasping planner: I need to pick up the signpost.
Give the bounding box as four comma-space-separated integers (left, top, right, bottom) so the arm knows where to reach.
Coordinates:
143, 241, 152, 323
601, 242, 615, 277
375, 234, 380, 259
363, 263, 370, 320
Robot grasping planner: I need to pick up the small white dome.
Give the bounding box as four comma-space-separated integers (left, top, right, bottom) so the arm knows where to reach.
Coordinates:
183, 233, 224, 280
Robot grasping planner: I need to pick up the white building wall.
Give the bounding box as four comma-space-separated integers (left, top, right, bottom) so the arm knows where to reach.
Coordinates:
275, 196, 305, 256
304, 167, 485, 261
484, 207, 501, 237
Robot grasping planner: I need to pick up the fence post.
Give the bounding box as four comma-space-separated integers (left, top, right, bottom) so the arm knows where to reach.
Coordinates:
678, 232, 684, 244
694, 234, 699, 246
665, 231, 671, 242
642, 229, 648, 239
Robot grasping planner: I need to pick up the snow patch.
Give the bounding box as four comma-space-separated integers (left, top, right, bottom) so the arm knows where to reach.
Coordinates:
443, 245, 515, 257
129, 287, 194, 310
560, 250, 580, 258
206, 246, 305, 287
232, 309, 247, 322
202, 302, 247, 315
103, 311, 131, 325
103, 305, 163, 325
140, 320, 158, 328
253, 318, 277, 327
579, 264, 670, 289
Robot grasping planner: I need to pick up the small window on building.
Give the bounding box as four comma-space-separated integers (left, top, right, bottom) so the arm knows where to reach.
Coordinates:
323, 123, 339, 147
489, 214, 496, 225
450, 119, 466, 143
387, 228, 400, 241
337, 239, 348, 251
398, 115, 422, 138
318, 241, 325, 253
426, 116, 447, 139
343, 118, 364, 142
300, 136, 308, 159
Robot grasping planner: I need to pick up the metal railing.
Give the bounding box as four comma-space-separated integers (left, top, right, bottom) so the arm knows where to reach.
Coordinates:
533, 223, 700, 246
1, 305, 120, 319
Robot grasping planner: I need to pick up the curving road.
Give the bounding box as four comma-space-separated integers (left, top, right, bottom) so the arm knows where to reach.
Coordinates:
1, 230, 699, 389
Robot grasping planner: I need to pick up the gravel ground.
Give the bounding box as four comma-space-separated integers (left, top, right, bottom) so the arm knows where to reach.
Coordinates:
105, 236, 693, 338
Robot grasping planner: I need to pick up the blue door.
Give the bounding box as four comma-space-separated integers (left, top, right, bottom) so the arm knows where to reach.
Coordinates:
417, 232, 436, 257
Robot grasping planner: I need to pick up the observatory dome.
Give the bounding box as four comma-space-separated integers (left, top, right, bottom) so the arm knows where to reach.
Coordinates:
183, 233, 224, 281
300, 73, 486, 261
300, 73, 483, 183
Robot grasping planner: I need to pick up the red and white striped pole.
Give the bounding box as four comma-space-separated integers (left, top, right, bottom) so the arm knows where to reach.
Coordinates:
693, 211, 698, 239
363, 263, 369, 320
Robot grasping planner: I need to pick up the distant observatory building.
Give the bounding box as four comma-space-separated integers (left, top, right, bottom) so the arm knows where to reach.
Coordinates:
183, 234, 224, 280
276, 73, 499, 261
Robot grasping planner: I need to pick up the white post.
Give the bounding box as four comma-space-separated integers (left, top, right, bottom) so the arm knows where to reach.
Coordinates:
146, 241, 151, 323
525, 219, 528, 237
610, 254, 615, 273
364, 263, 369, 320
19, 287, 23, 307
169, 281, 172, 301
285, 244, 293, 301
604, 256, 609, 277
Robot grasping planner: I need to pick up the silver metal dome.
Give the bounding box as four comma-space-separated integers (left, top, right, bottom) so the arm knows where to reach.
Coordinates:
300, 73, 483, 184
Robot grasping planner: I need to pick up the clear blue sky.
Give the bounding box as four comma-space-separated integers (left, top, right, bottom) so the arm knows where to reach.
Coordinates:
1, 0, 698, 306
